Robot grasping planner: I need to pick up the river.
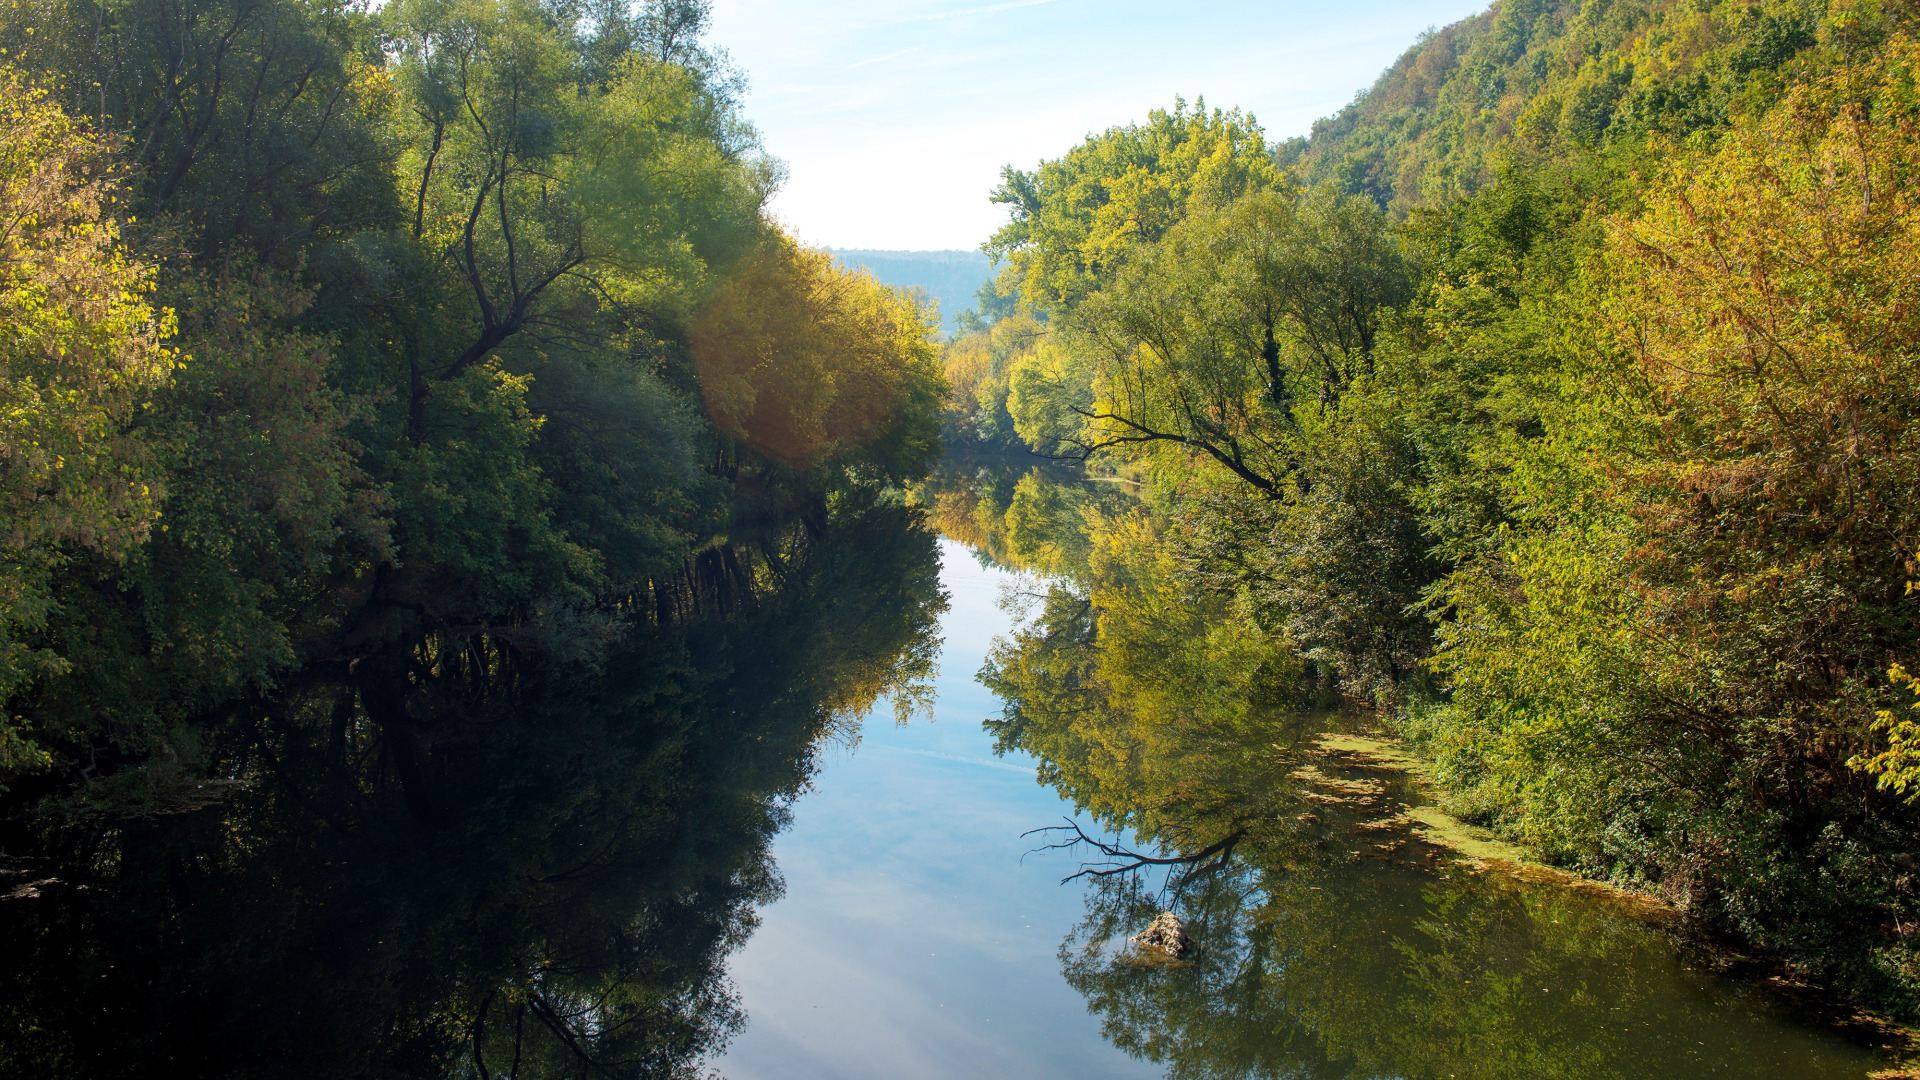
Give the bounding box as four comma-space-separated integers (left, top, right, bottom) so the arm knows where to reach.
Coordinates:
721, 538, 1904, 1079
0, 503, 1905, 1078
720, 541, 1160, 1078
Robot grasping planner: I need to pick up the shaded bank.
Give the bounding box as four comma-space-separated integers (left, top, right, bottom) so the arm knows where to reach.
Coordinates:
0, 498, 945, 1080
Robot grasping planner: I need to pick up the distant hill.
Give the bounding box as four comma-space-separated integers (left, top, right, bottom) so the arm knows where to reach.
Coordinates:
830, 249, 993, 335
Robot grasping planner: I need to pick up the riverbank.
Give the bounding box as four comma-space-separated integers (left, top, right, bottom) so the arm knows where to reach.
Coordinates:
911, 457, 1912, 1074
1310, 729, 1920, 1073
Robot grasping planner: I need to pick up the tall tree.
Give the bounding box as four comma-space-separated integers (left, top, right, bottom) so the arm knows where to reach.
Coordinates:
0, 76, 172, 775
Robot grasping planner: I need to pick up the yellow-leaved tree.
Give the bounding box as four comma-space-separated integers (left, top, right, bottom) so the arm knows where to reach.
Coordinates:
0, 74, 173, 773
691, 236, 944, 477
1432, 27, 1920, 876
1591, 43, 1920, 802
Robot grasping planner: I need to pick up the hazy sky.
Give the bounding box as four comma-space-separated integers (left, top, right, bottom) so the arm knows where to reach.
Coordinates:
707, 0, 1488, 252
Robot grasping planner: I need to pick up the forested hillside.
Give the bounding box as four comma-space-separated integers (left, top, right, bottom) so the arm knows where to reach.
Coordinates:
950, 0, 1920, 1019
1288, 0, 1825, 206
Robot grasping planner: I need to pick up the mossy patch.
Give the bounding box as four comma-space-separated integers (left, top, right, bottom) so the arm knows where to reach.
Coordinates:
1402, 804, 1536, 865
1315, 734, 1645, 899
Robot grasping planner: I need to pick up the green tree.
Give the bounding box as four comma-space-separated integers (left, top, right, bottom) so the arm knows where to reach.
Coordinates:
0, 76, 173, 774
986, 100, 1287, 316
1045, 187, 1409, 494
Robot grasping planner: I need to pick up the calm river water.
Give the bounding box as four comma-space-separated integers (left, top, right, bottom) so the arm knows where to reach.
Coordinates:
719, 539, 1903, 1080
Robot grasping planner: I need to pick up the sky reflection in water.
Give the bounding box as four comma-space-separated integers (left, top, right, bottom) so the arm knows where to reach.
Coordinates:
720, 542, 1158, 1079
720, 539, 1899, 1080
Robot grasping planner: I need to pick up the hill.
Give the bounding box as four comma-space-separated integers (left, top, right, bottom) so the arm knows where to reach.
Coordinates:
1287, 0, 1828, 210
831, 249, 994, 335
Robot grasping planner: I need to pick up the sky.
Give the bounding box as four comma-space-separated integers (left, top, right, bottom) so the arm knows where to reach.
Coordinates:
707, 0, 1491, 252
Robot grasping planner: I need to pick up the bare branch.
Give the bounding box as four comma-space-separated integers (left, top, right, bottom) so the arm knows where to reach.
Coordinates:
1023, 818, 1243, 886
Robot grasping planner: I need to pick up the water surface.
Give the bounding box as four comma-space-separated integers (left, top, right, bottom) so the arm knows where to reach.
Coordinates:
0, 501, 949, 1079
2, 504, 1900, 1078
722, 538, 1903, 1080
720, 542, 1159, 1078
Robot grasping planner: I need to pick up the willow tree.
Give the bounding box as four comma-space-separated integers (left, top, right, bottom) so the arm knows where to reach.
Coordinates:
999, 184, 1429, 698
1026, 188, 1408, 493
987, 100, 1287, 316
387, 0, 773, 435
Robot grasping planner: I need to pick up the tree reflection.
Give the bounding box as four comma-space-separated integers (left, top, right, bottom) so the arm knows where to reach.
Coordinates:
1063, 848, 1894, 1079
928, 462, 1895, 1079
912, 456, 1132, 581
0, 497, 946, 1080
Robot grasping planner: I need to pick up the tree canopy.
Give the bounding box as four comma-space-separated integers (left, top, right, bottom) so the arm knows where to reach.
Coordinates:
0, 0, 948, 814
940, 0, 1920, 1022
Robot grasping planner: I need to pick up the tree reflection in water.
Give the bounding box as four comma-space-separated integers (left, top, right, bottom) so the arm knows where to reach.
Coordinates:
1062, 842, 1897, 1079
0, 498, 946, 1080
934, 459, 1901, 1079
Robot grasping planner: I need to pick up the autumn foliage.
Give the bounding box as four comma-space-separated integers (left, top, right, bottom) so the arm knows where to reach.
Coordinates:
0, 75, 172, 770
1594, 40, 1920, 796
0, 75, 172, 556
692, 237, 943, 472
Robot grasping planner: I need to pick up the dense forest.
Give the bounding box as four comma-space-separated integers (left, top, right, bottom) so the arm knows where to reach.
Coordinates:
0, 0, 950, 1074
0, 0, 947, 812
946, 0, 1920, 1022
